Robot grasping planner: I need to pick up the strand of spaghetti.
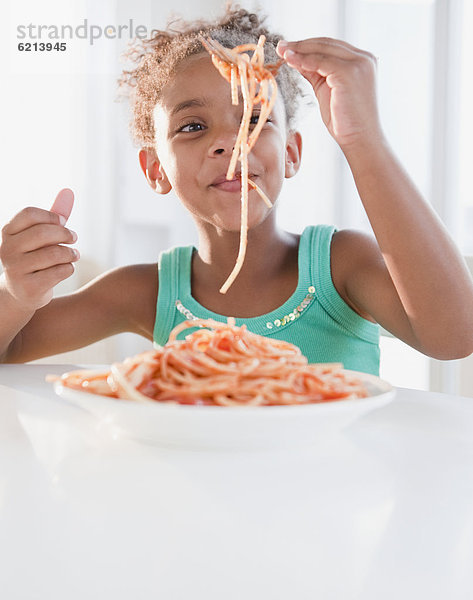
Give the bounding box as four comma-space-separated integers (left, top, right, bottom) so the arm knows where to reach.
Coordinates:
248, 36, 268, 136
247, 55, 256, 102
219, 56, 253, 294
247, 73, 278, 150
227, 43, 266, 179
248, 180, 272, 210
226, 56, 252, 180
230, 65, 238, 105
220, 136, 249, 294
201, 42, 250, 182
232, 41, 265, 54
172, 349, 240, 375
246, 79, 269, 146
155, 376, 239, 398
215, 394, 265, 407
110, 361, 154, 403
251, 35, 265, 67
168, 317, 234, 341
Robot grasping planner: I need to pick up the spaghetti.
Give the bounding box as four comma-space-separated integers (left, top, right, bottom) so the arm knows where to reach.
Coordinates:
200, 35, 282, 294
50, 318, 367, 407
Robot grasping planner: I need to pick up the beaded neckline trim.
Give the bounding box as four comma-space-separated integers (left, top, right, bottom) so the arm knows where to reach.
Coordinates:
175, 285, 316, 331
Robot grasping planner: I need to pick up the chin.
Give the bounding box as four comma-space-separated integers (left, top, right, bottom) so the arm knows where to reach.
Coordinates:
212, 203, 272, 233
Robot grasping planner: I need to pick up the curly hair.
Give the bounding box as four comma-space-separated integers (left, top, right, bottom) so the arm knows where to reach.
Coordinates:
118, 4, 304, 150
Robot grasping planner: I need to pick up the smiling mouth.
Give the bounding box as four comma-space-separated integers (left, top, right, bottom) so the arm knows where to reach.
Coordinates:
210, 173, 257, 193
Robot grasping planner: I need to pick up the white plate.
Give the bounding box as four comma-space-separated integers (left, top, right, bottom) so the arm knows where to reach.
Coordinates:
54, 370, 395, 450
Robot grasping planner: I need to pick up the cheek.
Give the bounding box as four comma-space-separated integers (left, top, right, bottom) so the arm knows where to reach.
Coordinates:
264, 132, 287, 176
167, 147, 198, 186
152, 134, 179, 183
160, 149, 201, 200
263, 140, 287, 199
153, 109, 179, 178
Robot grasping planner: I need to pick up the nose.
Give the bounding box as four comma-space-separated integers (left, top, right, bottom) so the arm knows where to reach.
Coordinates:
208, 140, 235, 157
207, 126, 237, 157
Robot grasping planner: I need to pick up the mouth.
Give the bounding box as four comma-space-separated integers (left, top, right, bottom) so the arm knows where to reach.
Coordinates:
210, 172, 257, 193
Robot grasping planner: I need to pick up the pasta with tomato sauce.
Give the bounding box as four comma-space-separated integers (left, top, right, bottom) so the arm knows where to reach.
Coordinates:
50, 318, 367, 407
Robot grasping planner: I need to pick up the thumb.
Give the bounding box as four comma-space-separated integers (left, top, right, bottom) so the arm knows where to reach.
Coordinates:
50, 188, 74, 224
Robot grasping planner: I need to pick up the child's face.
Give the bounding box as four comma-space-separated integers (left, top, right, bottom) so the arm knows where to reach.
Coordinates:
151, 52, 301, 233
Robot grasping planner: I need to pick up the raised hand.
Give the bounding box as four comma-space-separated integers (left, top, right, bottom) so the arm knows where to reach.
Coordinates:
0, 188, 79, 311
277, 38, 383, 149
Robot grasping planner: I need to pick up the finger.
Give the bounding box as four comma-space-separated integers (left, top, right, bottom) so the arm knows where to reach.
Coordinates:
25, 245, 80, 273
28, 262, 76, 291
2, 206, 67, 236
50, 188, 74, 224
278, 39, 354, 62
10, 223, 77, 254
5, 243, 79, 276
283, 50, 347, 79
278, 38, 373, 61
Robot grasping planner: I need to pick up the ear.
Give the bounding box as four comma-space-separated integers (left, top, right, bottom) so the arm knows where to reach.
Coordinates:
138, 148, 172, 194
284, 131, 302, 179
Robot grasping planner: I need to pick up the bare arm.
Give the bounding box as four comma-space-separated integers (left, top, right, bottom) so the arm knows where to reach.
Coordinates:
278, 38, 473, 358
0, 189, 158, 363
3, 263, 158, 363
340, 142, 473, 358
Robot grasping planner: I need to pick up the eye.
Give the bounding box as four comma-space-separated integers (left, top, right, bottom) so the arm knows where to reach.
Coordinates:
178, 122, 205, 133
249, 112, 272, 126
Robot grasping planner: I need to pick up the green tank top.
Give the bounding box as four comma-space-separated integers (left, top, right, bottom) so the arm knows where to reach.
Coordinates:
154, 225, 380, 375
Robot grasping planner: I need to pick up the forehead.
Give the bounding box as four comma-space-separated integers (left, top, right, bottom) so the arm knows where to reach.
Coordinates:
154, 51, 286, 123
159, 53, 230, 111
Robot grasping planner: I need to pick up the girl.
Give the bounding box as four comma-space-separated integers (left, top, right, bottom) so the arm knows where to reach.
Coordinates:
1, 6, 472, 373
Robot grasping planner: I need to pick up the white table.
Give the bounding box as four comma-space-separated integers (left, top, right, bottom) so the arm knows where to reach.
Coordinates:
1, 364, 472, 600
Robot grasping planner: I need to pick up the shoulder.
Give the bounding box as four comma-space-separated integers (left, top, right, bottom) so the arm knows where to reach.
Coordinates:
82, 262, 158, 295
101, 262, 158, 286
330, 229, 385, 321
331, 228, 383, 269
